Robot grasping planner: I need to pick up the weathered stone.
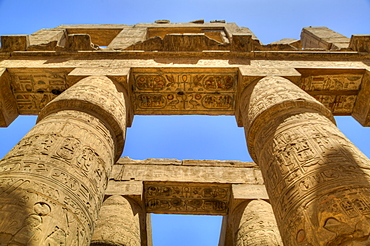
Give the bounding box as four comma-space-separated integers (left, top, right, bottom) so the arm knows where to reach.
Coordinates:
235, 200, 282, 246
270, 38, 301, 49
352, 69, 370, 126
65, 34, 96, 51
239, 76, 370, 245
349, 35, 370, 52
0, 22, 369, 246
28, 29, 66, 51
301, 26, 350, 50
0, 76, 127, 245
91, 195, 141, 246
1, 35, 29, 51
0, 68, 18, 127
111, 158, 260, 184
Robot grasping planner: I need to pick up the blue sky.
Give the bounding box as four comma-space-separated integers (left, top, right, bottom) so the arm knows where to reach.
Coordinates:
1, 0, 370, 245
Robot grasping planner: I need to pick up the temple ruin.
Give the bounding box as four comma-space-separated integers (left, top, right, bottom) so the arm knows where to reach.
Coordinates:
1, 20, 370, 245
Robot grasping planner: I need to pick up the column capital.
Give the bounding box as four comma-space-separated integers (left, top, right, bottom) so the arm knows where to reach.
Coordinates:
38, 75, 127, 161
239, 75, 334, 161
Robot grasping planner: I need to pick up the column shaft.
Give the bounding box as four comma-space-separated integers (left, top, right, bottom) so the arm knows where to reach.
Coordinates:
0, 76, 127, 245
91, 195, 141, 246
240, 76, 370, 245
235, 200, 282, 246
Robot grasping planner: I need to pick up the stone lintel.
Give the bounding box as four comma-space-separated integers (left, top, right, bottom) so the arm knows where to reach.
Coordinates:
131, 67, 238, 116
105, 180, 143, 197
301, 27, 350, 50
144, 181, 231, 215
68, 67, 130, 77
107, 158, 268, 216
349, 35, 370, 52
352, 69, 370, 126
0, 68, 18, 127
232, 184, 269, 200
0, 35, 29, 52
112, 157, 261, 184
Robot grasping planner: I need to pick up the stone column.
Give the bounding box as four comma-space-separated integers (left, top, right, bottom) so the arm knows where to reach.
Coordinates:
91, 195, 141, 246
235, 200, 282, 246
0, 76, 127, 245
239, 76, 370, 245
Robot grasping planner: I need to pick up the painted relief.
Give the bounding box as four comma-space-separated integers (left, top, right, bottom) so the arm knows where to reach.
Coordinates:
144, 182, 230, 215
136, 75, 166, 90
133, 71, 236, 114
203, 75, 234, 90
137, 94, 166, 109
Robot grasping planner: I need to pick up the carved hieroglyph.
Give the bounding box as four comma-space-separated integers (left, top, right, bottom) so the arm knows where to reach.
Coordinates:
8, 68, 72, 115
0, 76, 127, 245
91, 195, 141, 246
132, 69, 237, 115
235, 200, 282, 246
299, 70, 364, 115
145, 182, 231, 215
240, 76, 370, 245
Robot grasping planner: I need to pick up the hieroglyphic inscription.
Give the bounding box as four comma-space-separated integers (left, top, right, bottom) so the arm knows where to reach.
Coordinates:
263, 113, 370, 245
313, 95, 357, 114
144, 182, 231, 215
8, 69, 71, 114
242, 76, 370, 245
0, 111, 113, 244
300, 73, 363, 115
301, 74, 363, 91
132, 70, 236, 114
37, 76, 127, 160
0, 177, 90, 245
0, 76, 126, 245
236, 200, 282, 246
91, 196, 141, 246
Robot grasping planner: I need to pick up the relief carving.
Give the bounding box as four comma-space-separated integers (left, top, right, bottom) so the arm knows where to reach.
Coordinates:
137, 94, 166, 109
91, 195, 141, 246
0, 76, 126, 245
235, 200, 283, 246
144, 182, 230, 215
301, 74, 362, 91
241, 76, 370, 245
133, 71, 236, 114
136, 75, 166, 91
9, 70, 70, 114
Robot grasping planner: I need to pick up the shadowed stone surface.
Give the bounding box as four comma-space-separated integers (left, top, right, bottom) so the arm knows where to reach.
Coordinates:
0, 76, 127, 245
0, 21, 369, 246
240, 76, 370, 245
91, 195, 141, 246
236, 200, 282, 246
